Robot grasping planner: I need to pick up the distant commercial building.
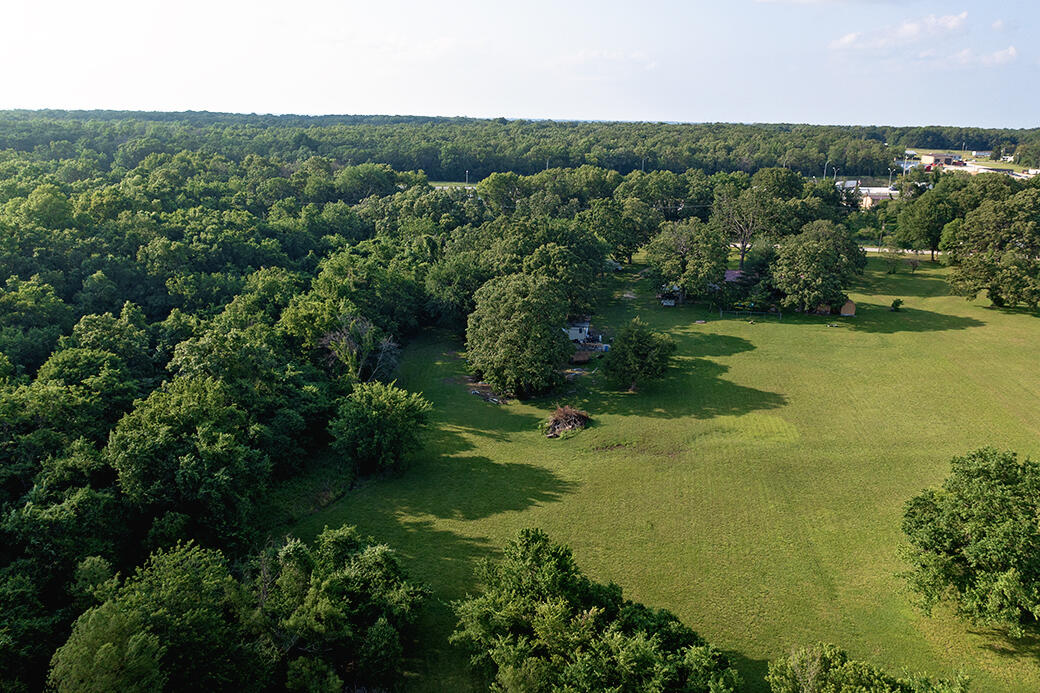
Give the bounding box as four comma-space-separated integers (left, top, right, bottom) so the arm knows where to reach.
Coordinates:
920, 153, 962, 166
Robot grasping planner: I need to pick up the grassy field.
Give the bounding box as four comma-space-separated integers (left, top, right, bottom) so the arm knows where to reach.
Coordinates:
289, 259, 1040, 692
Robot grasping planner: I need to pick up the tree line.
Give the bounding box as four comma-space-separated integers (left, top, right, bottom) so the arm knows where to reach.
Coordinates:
3, 109, 1040, 180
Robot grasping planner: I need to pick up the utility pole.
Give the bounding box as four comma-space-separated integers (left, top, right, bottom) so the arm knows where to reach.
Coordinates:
888, 167, 894, 188
545, 156, 550, 171
641, 156, 646, 172
465, 170, 469, 185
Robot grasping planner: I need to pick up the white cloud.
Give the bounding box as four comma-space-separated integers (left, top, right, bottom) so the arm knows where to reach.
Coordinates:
829, 10, 968, 51
992, 19, 1005, 30
829, 32, 860, 49
928, 44, 1017, 69
981, 45, 1017, 66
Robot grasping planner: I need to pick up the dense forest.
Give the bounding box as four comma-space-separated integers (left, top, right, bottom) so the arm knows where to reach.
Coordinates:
0, 111, 1037, 691
2, 110, 1040, 180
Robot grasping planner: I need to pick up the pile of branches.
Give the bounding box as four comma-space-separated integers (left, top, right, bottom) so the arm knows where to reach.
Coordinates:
545, 406, 591, 438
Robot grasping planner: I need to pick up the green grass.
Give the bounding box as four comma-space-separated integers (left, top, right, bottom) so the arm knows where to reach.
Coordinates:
428, 181, 474, 188
288, 259, 1040, 692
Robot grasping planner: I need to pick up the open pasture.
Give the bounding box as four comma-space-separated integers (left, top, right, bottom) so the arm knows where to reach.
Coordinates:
292, 258, 1040, 691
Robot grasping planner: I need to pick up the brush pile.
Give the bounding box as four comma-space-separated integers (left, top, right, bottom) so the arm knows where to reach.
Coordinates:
544, 405, 591, 438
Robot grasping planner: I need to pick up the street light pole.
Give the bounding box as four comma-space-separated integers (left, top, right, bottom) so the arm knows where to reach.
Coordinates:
823, 159, 830, 179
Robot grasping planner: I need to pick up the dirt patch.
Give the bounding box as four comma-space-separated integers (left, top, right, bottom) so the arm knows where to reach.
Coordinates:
464, 376, 510, 404
591, 442, 633, 452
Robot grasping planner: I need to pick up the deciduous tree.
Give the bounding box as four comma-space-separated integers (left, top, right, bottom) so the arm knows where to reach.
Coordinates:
603, 317, 676, 391
465, 274, 571, 397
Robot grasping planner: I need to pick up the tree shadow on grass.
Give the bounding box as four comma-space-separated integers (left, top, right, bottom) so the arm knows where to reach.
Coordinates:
723, 649, 771, 693
973, 624, 1040, 666
844, 303, 985, 334
389, 454, 577, 522
985, 304, 1040, 319
670, 331, 757, 358
292, 432, 579, 690
572, 357, 786, 420
856, 270, 954, 299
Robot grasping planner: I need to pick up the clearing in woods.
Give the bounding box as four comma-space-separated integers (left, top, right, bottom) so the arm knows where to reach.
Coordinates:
288, 258, 1040, 692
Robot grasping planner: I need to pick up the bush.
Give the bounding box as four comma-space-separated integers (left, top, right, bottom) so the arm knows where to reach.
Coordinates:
452, 529, 740, 692
603, 317, 676, 391
328, 381, 431, 475
891, 299, 904, 311
767, 643, 969, 693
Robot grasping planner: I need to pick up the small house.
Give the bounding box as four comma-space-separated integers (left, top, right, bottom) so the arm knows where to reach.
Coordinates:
564, 318, 591, 342
840, 300, 856, 317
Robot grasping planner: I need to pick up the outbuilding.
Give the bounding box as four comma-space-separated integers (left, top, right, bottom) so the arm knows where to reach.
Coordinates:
564, 318, 591, 341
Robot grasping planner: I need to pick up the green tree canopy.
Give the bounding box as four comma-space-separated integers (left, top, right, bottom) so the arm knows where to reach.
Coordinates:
902, 447, 1040, 636
465, 273, 572, 397
940, 188, 1040, 308
646, 218, 729, 300
249, 524, 428, 690
50, 542, 262, 692
603, 317, 677, 391
767, 643, 969, 693
452, 528, 740, 692
770, 220, 866, 312
328, 380, 431, 475
104, 376, 271, 545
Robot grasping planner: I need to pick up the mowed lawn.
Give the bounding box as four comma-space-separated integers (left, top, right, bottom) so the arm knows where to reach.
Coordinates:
290, 258, 1040, 692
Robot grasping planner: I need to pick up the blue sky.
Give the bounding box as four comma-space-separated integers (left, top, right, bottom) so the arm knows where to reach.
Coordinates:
1, 0, 1035, 127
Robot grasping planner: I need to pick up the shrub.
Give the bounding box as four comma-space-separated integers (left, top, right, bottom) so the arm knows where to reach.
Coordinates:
767, 643, 969, 693
452, 529, 740, 692
329, 381, 431, 475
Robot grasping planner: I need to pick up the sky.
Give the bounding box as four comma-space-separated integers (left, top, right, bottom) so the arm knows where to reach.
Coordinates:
0, 0, 1036, 128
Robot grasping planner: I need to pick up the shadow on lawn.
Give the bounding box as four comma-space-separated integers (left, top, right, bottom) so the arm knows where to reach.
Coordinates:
724, 649, 771, 693
974, 625, 1040, 666
671, 331, 757, 358
856, 270, 953, 299
393, 453, 576, 522
845, 304, 985, 334
572, 356, 786, 420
